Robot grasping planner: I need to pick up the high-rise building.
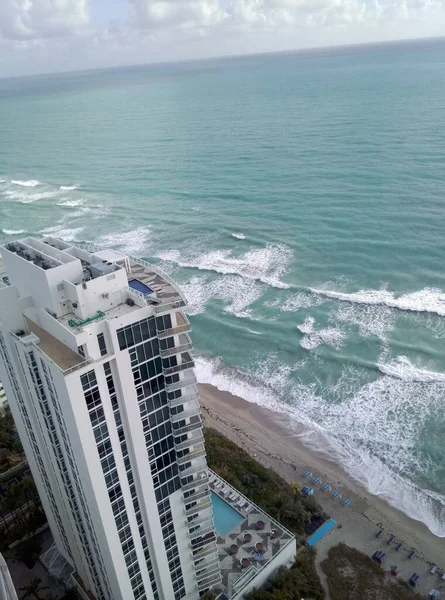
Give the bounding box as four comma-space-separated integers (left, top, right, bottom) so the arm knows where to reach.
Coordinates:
0, 237, 222, 600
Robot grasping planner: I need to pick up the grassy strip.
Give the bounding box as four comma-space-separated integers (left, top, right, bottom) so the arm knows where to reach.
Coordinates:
204, 427, 320, 535
321, 543, 423, 600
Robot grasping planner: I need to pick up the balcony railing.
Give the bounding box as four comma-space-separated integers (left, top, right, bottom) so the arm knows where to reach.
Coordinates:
173, 419, 202, 438
177, 446, 206, 465
179, 461, 207, 479
181, 474, 209, 493
168, 391, 199, 408
163, 353, 195, 376
185, 498, 212, 517
192, 540, 217, 559
157, 317, 191, 339
165, 376, 197, 393
171, 406, 201, 424
184, 488, 210, 506
175, 431, 204, 452
154, 299, 186, 315
197, 571, 222, 590
189, 524, 215, 541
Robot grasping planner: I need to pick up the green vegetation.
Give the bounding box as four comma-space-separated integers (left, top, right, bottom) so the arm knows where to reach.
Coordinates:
0, 477, 47, 553
321, 544, 423, 600
246, 549, 325, 600
204, 427, 320, 535
0, 406, 25, 476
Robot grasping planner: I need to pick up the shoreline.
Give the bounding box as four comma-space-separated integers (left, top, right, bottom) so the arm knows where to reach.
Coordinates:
199, 382, 445, 590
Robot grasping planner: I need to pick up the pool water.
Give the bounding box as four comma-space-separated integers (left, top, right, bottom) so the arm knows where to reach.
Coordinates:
128, 278, 154, 295
211, 491, 245, 536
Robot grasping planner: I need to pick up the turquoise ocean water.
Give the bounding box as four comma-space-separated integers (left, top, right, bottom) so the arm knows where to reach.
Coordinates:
1, 39, 445, 536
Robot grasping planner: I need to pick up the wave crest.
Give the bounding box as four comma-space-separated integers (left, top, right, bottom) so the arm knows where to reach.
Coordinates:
10, 179, 40, 187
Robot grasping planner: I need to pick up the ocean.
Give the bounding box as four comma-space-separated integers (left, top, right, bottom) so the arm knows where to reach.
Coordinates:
1, 38, 445, 537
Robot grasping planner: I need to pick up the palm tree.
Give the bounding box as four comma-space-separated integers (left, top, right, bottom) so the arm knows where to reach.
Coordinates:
19, 577, 49, 599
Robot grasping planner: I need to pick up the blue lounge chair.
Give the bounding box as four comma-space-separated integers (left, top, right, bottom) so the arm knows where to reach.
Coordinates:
332, 491, 340, 498
303, 471, 311, 477
321, 484, 330, 491
341, 498, 350, 506
312, 477, 321, 484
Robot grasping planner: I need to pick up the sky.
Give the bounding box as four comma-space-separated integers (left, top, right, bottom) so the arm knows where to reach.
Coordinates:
0, 0, 445, 78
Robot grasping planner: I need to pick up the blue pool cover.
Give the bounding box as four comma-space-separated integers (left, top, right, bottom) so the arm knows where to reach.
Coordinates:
211, 491, 245, 537
306, 519, 337, 546
128, 279, 154, 296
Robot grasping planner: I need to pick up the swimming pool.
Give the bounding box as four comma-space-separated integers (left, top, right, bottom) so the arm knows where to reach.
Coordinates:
211, 491, 245, 537
128, 278, 154, 296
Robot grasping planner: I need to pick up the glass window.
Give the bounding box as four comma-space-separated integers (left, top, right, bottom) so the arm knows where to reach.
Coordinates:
97, 333, 107, 356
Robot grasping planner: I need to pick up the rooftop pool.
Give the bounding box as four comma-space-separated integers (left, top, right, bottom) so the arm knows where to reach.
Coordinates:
211, 491, 245, 537
128, 278, 154, 296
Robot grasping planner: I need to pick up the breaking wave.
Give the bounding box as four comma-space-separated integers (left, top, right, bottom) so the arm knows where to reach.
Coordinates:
1, 229, 26, 235
60, 185, 78, 191
311, 287, 445, 317
159, 243, 292, 289
10, 179, 40, 187
232, 232, 246, 240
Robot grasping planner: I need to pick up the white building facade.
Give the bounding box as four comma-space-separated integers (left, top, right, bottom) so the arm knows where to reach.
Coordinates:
0, 381, 7, 412
0, 237, 221, 600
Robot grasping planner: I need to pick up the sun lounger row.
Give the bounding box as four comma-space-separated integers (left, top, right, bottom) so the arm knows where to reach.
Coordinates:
209, 474, 253, 512
303, 471, 350, 506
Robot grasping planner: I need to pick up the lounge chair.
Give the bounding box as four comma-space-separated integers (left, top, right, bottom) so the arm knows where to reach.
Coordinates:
236, 499, 244, 508
341, 498, 350, 506
312, 477, 321, 484
332, 491, 340, 498
215, 481, 223, 489
303, 471, 312, 477
321, 484, 331, 492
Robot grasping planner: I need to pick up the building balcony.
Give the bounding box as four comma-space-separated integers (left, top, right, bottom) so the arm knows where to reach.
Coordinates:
193, 551, 220, 573
189, 524, 216, 542
173, 419, 202, 438
157, 312, 191, 339
163, 352, 195, 376
184, 488, 210, 506
165, 375, 197, 393
187, 511, 214, 531
160, 333, 192, 358
185, 498, 212, 517
192, 540, 217, 560
179, 460, 207, 479
153, 299, 186, 315
177, 446, 206, 465
175, 431, 204, 452
171, 406, 201, 424
181, 474, 209, 493
168, 388, 199, 408
197, 571, 222, 591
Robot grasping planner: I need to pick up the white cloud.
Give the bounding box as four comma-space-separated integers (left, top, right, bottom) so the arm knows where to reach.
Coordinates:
0, 0, 89, 40
129, 0, 226, 28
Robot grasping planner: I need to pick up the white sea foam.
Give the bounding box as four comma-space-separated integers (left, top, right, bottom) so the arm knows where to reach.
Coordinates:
332, 301, 396, 338
232, 232, 246, 240
267, 291, 323, 312
4, 189, 59, 203
10, 179, 40, 187
56, 199, 85, 207
1, 229, 25, 235
59, 185, 78, 191
159, 243, 292, 290
195, 353, 445, 537
41, 225, 85, 242
311, 286, 445, 317
378, 356, 445, 383
297, 316, 345, 350
180, 273, 263, 318
96, 227, 151, 256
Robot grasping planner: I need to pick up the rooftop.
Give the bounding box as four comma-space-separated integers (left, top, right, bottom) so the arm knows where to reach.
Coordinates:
25, 318, 89, 373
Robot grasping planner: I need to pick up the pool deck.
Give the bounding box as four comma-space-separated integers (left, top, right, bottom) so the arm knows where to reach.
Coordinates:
208, 469, 296, 599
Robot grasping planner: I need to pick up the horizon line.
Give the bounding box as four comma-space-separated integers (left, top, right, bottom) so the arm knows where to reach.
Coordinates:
1, 34, 444, 84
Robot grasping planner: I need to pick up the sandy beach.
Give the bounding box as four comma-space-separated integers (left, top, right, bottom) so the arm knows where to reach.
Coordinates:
199, 383, 445, 596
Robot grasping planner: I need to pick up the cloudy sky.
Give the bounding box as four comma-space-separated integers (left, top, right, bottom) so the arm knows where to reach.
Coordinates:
0, 0, 444, 77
